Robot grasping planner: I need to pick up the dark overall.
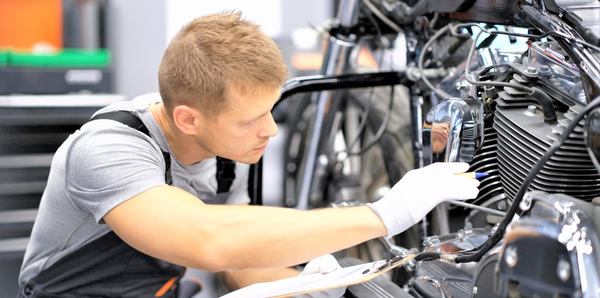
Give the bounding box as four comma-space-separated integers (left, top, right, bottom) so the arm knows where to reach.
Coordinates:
19, 111, 236, 297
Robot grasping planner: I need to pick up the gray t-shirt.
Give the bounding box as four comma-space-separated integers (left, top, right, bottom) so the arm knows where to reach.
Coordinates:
19, 93, 250, 284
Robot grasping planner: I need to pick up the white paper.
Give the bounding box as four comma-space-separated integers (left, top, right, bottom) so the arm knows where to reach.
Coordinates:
220, 259, 388, 298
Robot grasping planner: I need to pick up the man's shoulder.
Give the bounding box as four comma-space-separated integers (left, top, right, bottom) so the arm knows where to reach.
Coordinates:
93, 92, 163, 116
131, 92, 163, 105
78, 92, 163, 143
68, 114, 162, 161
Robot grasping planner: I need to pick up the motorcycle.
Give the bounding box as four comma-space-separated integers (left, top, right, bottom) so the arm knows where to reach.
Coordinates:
272, 0, 600, 297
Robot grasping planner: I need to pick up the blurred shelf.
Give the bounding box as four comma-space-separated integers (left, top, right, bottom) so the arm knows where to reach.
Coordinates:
0, 209, 37, 225
0, 182, 47, 196
7, 49, 110, 68
0, 93, 125, 107
0, 68, 113, 95
0, 237, 29, 254
0, 154, 53, 168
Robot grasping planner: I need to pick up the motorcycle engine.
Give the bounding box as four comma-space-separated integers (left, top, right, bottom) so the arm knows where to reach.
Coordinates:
462, 41, 600, 226
411, 39, 600, 297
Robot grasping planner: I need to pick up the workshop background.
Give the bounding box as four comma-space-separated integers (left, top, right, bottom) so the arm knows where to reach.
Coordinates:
0, 0, 334, 296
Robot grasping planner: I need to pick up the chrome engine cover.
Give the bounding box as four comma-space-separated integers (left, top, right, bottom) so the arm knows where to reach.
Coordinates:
496, 191, 600, 298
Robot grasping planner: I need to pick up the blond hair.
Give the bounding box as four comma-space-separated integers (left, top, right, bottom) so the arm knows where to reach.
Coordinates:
158, 12, 287, 116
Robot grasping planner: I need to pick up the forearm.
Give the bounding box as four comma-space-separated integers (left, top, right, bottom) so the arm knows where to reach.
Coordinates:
200, 205, 386, 270
222, 267, 299, 289
105, 185, 386, 272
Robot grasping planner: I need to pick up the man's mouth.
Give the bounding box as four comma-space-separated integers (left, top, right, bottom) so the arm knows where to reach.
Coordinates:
253, 143, 268, 151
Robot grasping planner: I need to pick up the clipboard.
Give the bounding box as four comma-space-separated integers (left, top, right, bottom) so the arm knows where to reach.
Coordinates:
220, 254, 416, 298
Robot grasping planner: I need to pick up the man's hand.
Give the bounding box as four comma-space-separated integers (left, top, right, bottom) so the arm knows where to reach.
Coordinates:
296, 254, 346, 298
368, 162, 480, 238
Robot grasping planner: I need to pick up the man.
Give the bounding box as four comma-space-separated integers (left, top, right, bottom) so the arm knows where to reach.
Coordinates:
18, 12, 479, 297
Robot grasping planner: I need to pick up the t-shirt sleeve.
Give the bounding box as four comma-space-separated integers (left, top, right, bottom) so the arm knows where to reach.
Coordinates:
65, 122, 167, 223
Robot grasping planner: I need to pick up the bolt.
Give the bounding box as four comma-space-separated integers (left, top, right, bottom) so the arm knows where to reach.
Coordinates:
526, 66, 538, 74
409, 67, 421, 80
527, 105, 537, 115
318, 154, 328, 167
557, 257, 571, 282
505, 245, 518, 268
538, 65, 551, 75
520, 193, 533, 211
423, 236, 440, 248
498, 200, 507, 211
483, 86, 497, 99
455, 80, 469, 91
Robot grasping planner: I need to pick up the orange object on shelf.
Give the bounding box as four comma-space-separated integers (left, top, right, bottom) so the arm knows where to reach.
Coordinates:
0, 0, 63, 50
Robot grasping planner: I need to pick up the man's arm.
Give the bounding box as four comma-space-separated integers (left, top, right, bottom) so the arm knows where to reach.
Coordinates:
104, 185, 386, 272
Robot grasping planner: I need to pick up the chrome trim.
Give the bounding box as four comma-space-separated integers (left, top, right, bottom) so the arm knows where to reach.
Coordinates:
425, 97, 483, 164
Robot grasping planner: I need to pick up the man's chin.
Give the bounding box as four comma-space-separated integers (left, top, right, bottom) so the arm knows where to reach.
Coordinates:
245, 154, 264, 164
230, 153, 264, 164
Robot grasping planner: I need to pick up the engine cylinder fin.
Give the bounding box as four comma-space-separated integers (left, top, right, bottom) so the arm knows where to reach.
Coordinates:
468, 124, 502, 205
492, 103, 600, 201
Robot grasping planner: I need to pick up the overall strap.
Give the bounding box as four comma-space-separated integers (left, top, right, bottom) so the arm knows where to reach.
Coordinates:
216, 156, 236, 194
89, 111, 236, 192
89, 111, 173, 185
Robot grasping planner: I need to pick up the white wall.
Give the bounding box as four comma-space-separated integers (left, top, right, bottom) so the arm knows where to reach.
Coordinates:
166, 0, 283, 42
108, 1, 333, 99
107, 0, 167, 99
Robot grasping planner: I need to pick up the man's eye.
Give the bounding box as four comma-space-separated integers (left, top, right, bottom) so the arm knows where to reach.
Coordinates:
244, 120, 257, 126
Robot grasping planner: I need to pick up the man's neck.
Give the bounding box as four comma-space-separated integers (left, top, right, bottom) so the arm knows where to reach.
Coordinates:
149, 103, 214, 165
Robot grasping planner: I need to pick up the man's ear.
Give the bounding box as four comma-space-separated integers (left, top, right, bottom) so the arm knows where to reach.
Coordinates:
172, 105, 202, 135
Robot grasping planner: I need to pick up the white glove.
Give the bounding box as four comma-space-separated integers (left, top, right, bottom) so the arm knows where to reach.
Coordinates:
367, 162, 480, 238
296, 254, 346, 298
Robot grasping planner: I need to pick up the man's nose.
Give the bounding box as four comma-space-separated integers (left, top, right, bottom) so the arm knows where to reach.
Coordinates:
258, 113, 278, 138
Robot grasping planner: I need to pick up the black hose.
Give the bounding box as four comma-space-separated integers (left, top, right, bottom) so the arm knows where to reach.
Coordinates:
529, 87, 558, 124
414, 251, 441, 262
518, 5, 556, 34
